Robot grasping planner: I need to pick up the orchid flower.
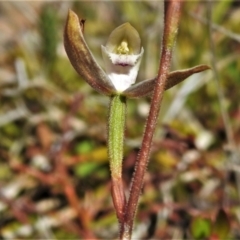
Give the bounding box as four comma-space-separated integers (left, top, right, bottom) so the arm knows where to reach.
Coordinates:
101, 22, 144, 92
64, 10, 209, 99
63, 9, 210, 225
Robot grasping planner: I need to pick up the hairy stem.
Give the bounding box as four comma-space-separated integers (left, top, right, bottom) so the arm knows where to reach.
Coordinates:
120, 1, 182, 239
108, 95, 126, 223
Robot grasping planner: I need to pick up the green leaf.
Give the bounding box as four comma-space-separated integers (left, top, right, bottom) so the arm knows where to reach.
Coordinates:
211, 209, 230, 239
190, 216, 211, 240
74, 162, 100, 178
75, 140, 94, 154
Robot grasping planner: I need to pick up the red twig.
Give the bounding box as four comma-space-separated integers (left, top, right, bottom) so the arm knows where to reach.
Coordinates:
120, 1, 183, 239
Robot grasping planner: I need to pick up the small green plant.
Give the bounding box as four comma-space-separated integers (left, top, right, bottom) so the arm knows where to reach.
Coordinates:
64, 1, 209, 239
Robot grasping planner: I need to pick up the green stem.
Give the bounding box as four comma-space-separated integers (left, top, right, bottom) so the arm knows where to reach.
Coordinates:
108, 94, 126, 223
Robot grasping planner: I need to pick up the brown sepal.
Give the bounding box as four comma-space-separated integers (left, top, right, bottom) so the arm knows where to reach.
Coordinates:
123, 64, 210, 98
64, 10, 115, 95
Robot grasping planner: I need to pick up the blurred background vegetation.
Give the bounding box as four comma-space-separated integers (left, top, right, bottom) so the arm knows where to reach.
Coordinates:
0, 1, 240, 239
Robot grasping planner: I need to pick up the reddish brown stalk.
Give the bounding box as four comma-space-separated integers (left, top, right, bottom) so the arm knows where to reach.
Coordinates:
111, 178, 126, 224
120, 1, 182, 239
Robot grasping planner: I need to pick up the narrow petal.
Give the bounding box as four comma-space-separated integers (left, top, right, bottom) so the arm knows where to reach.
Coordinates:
64, 10, 115, 95
123, 64, 210, 98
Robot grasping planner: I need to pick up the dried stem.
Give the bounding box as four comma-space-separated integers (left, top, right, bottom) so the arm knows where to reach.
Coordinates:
120, 1, 182, 239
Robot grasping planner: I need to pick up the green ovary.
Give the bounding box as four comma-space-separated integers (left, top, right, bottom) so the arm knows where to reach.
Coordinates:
108, 95, 126, 179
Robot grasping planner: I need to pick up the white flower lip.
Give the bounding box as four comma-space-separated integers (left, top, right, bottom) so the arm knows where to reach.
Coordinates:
108, 52, 140, 66
101, 22, 144, 92
102, 46, 144, 92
